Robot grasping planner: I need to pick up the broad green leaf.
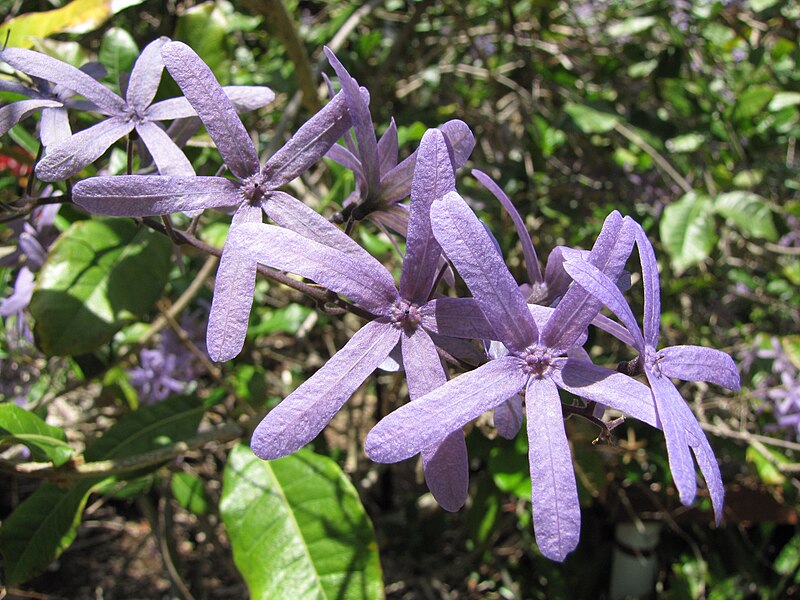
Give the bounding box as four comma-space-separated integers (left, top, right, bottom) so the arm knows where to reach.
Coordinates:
0, 480, 95, 585
98, 27, 139, 88
0, 403, 72, 466
174, 1, 230, 83
30, 218, 172, 356
607, 16, 656, 38
750, 0, 779, 11
171, 471, 210, 515
564, 102, 619, 134
0, 0, 143, 49
660, 192, 716, 274
781, 336, 800, 370
220, 445, 383, 600
775, 534, 800, 577
732, 169, 763, 188
768, 92, 800, 112
0, 395, 206, 584
713, 191, 778, 241
666, 133, 705, 153
250, 304, 313, 337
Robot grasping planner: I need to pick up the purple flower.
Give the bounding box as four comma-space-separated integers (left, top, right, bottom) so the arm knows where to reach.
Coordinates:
228, 128, 483, 511
323, 48, 474, 234
73, 41, 353, 362
562, 223, 740, 523
366, 197, 659, 561
9, 38, 274, 180
0, 57, 106, 147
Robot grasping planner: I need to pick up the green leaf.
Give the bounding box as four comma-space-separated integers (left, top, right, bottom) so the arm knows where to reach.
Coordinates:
607, 16, 656, 38
774, 534, 800, 576
746, 445, 786, 485
666, 133, 705, 153
0, 395, 206, 584
250, 303, 313, 337
30, 218, 172, 356
768, 92, 800, 112
220, 445, 383, 600
171, 471, 210, 515
0, 403, 73, 466
0, 0, 144, 49
564, 102, 619, 134
734, 85, 774, 120
174, 2, 230, 83
660, 192, 717, 274
714, 191, 778, 241
0, 480, 95, 586
488, 436, 530, 500
99, 27, 139, 88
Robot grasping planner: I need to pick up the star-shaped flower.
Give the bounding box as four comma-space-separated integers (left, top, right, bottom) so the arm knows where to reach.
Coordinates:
366, 196, 660, 561
562, 222, 740, 522
323, 47, 474, 234
0, 57, 106, 147
73, 41, 354, 362
228, 128, 484, 510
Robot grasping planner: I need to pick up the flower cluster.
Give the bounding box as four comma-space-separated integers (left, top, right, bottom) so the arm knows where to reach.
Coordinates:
0, 40, 741, 561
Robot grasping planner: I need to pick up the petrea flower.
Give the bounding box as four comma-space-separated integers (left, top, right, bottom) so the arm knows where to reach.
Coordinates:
0, 58, 105, 147
323, 48, 474, 234
229, 128, 484, 511
366, 197, 660, 561
562, 223, 740, 522
10, 39, 274, 180
73, 41, 353, 362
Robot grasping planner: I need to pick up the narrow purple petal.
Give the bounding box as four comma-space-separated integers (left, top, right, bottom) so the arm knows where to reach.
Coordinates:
161, 42, 259, 180
251, 320, 400, 459
206, 203, 263, 362
561, 258, 645, 351
473, 169, 542, 284
326, 143, 366, 190
135, 121, 194, 176
401, 128, 456, 303
552, 358, 658, 428
228, 223, 399, 316
431, 191, 537, 353
647, 371, 697, 506
371, 204, 409, 236
437, 119, 475, 168
35, 117, 134, 181
0, 48, 126, 115
634, 223, 661, 348
659, 345, 741, 391
686, 424, 725, 525
543, 212, 635, 353
377, 117, 398, 178
74, 176, 239, 215
263, 190, 373, 261
39, 106, 72, 147
365, 356, 527, 463
126, 37, 168, 113
221, 85, 276, 112
0, 267, 35, 316
261, 89, 353, 188
526, 377, 581, 561
1, 99, 62, 137
494, 395, 524, 439
543, 246, 585, 304
324, 47, 379, 192
401, 326, 446, 400
0, 79, 32, 95
590, 313, 639, 347
422, 431, 469, 512
419, 297, 497, 340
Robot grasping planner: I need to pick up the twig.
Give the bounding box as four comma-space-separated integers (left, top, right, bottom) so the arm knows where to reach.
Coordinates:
0, 421, 244, 481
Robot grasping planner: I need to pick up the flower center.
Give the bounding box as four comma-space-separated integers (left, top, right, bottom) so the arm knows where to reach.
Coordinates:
240, 175, 267, 205
644, 346, 663, 375
391, 300, 422, 330
521, 346, 553, 378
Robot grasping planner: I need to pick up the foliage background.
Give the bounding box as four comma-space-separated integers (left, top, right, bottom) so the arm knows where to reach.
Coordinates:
0, 0, 799, 598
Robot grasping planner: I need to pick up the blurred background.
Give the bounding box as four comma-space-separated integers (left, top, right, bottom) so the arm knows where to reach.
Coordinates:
1, 0, 799, 598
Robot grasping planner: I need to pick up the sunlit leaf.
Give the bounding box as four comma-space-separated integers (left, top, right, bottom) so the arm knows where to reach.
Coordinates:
714, 191, 778, 241
0, 0, 144, 49
0, 403, 73, 466
30, 218, 172, 356
565, 103, 619, 134
220, 445, 383, 600
172, 471, 210, 515
660, 192, 716, 273
98, 27, 139, 88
